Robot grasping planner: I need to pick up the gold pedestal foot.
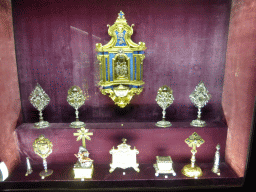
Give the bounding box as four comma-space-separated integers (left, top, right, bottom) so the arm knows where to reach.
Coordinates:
190, 119, 206, 127
181, 164, 202, 178
34, 121, 50, 128
155, 120, 172, 128
39, 169, 53, 179
70, 121, 86, 128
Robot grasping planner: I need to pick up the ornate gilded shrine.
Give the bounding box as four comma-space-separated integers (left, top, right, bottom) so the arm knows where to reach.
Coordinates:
96, 11, 146, 108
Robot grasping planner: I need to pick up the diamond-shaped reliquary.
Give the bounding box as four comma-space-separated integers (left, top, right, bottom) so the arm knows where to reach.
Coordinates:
96, 11, 146, 108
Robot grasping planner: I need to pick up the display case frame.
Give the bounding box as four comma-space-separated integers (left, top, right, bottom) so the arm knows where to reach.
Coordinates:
0, 0, 255, 191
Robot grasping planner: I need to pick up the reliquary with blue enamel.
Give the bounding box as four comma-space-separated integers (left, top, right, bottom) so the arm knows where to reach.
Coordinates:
96, 11, 146, 108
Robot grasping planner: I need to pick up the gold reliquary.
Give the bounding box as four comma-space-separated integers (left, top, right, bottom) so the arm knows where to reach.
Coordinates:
96, 11, 146, 108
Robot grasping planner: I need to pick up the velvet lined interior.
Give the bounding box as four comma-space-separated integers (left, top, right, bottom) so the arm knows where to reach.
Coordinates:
12, 0, 230, 123
16, 123, 227, 165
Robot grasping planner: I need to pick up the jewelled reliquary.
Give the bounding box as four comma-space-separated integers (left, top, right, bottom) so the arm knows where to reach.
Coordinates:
96, 11, 146, 108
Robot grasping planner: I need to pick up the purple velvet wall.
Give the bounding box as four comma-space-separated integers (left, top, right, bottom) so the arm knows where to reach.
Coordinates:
12, 0, 231, 123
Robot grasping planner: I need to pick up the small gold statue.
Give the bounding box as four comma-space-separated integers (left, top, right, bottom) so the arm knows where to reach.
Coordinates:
189, 81, 211, 127
29, 83, 50, 128
212, 144, 221, 176
33, 135, 53, 179
67, 86, 87, 128
109, 138, 139, 173
154, 156, 176, 178
155, 86, 174, 127
96, 11, 146, 108
73, 128, 94, 179
181, 132, 205, 178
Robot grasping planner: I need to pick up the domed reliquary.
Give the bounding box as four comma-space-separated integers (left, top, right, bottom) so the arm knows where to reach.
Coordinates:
96, 11, 146, 108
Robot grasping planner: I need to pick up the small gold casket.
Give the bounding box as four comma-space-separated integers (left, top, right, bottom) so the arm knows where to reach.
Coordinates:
109, 138, 139, 173
153, 156, 176, 177
73, 163, 94, 179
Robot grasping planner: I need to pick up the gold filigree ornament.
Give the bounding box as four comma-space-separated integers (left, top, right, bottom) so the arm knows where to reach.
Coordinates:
181, 132, 205, 179
67, 86, 87, 128
33, 135, 53, 179
189, 81, 211, 127
29, 83, 50, 128
155, 86, 174, 127
96, 11, 146, 108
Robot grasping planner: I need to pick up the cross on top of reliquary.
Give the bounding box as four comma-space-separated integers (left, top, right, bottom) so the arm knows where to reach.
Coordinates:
73, 128, 93, 148
118, 11, 125, 19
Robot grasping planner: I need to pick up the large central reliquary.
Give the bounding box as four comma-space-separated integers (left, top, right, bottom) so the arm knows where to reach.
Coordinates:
96, 11, 146, 108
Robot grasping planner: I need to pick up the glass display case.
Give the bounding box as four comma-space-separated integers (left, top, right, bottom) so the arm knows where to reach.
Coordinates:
0, 0, 255, 191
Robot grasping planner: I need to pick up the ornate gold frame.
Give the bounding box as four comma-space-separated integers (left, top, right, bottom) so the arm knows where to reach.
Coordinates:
96, 11, 146, 108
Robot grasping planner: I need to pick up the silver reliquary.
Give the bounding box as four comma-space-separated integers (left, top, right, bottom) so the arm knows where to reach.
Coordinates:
109, 138, 139, 173
153, 156, 176, 177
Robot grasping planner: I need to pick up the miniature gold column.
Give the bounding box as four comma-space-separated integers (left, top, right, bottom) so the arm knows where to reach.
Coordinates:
181, 132, 205, 178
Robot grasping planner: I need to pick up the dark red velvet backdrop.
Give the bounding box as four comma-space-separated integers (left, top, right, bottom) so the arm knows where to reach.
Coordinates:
12, 0, 231, 123
17, 123, 227, 165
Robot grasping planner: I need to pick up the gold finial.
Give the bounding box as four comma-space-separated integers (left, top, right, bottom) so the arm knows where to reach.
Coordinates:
122, 138, 127, 144
118, 11, 125, 19
73, 127, 93, 148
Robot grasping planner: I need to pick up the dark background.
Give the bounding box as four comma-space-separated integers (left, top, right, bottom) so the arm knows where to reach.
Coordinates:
12, 0, 230, 123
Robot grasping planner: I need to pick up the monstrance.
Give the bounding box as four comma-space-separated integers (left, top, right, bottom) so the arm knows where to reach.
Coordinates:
181, 132, 205, 178
155, 85, 174, 127
33, 135, 53, 179
67, 86, 86, 128
29, 83, 50, 128
189, 81, 211, 127
73, 128, 94, 179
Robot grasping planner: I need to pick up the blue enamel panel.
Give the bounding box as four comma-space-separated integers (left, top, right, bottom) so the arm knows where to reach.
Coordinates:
125, 53, 133, 80
102, 85, 113, 89
134, 57, 137, 80
105, 58, 108, 81
109, 53, 115, 81
129, 85, 142, 88
115, 30, 127, 46
133, 51, 144, 54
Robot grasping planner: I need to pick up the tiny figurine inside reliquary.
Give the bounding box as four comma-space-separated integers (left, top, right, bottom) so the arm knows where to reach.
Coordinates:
96, 11, 146, 108
73, 128, 94, 179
